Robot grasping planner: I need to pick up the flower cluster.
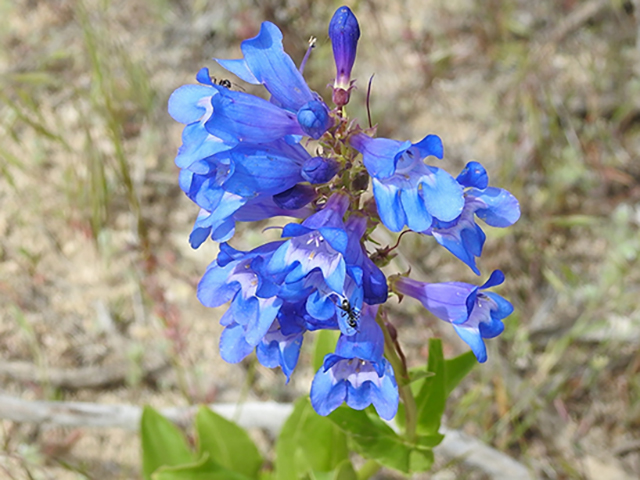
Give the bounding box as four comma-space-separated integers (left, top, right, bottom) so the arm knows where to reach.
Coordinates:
169, 6, 519, 420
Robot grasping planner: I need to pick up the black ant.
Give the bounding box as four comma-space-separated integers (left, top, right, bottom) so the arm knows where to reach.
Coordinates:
210, 76, 244, 91
210, 76, 232, 88
337, 297, 360, 329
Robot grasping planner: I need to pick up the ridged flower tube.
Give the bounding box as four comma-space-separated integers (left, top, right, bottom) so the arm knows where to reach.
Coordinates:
392, 270, 514, 362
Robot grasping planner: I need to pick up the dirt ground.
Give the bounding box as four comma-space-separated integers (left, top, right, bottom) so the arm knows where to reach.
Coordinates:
2, 0, 640, 478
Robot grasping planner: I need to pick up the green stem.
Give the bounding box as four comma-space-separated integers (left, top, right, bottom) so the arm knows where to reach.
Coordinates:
376, 310, 418, 443
357, 459, 381, 480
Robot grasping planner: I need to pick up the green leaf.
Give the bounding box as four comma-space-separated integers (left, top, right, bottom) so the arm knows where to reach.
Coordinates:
416, 434, 445, 448
415, 339, 446, 435
312, 330, 339, 372
444, 350, 476, 396
195, 406, 262, 479
152, 453, 253, 480
409, 369, 435, 385
331, 460, 358, 480
409, 448, 434, 473
275, 398, 348, 480
327, 407, 411, 473
310, 472, 333, 480
259, 472, 274, 480
141, 406, 195, 480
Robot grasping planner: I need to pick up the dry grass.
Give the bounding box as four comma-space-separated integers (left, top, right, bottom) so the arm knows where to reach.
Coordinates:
1, 0, 640, 478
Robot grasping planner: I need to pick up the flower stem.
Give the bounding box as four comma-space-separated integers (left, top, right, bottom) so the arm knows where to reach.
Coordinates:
376, 309, 418, 443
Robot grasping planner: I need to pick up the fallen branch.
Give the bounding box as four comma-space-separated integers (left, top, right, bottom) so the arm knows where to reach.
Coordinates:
0, 353, 168, 390
0, 394, 532, 480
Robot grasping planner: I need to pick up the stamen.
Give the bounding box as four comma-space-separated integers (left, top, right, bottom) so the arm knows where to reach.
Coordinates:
299, 36, 317, 74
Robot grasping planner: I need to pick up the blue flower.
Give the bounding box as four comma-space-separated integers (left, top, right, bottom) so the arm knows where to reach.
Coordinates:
328, 6, 360, 106
301, 156, 339, 184
215, 22, 333, 139
256, 317, 304, 383
204, 86, 305, 145
180, 139, 316, 246
350, 133, 464, 232
216, 22, 317, 112
187, 193, 313, 247
422, 162, 521, 275
266, 193, 376, 336
168, 75, 233, 170
310, 305, 399, 420
393, 270, 514, 363
197, 242, 285, 363
343, 215, 388, 305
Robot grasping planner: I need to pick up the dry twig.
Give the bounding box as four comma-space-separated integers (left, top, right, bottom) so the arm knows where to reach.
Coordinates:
0, 353, 167, 390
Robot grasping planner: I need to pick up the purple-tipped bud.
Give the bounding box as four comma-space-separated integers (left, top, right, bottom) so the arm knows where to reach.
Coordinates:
297, 100, 333, 139
302, 156, 339, 184
329, 6, 360, 107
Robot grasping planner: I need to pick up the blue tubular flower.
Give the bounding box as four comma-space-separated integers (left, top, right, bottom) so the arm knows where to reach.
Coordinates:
350, 133, 464, 232
214, 22, 333, 140
328, 6, 360, 106
268, 193, 350, 294
187, 191, 314, 248
205, 87, 304, 144
215, 141, 308, 196
344, 215, 388, 305
256, 318, 304, 383
197, 242, 285, 362
215, 22, 315, 112
393, 271, 514, 363
266, 193, 368, 335
301, 156, 339, 184
180, 139, 314, 246
422, 162, 521, 275
168, 72, 234, 169
310, 305, 399, 420
188, 197, 246, 247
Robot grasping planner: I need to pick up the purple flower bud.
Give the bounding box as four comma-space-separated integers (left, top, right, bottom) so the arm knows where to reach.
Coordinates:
301, 156, 339, 184
329, 6, 360, 106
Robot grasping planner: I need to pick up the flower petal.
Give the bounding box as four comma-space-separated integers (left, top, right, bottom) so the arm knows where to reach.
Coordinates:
221, 21, 315, 111
219, 322, 255, 363
419, 166, 464, 222
310, 365, 348, 416
372, 179, 406, 232
453, 324, 487, 363
471, 187, 521, 228
400, 186, 433, 232
168, 85, 216, 124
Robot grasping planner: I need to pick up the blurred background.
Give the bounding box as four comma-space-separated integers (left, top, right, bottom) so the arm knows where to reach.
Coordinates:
1, 0, 640, 478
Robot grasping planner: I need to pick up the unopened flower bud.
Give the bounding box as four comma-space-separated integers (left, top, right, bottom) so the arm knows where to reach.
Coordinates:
302, 156, 339, 184
329, 6, 360, 106
273, 184, 317, 210
297, 100, 333, 139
